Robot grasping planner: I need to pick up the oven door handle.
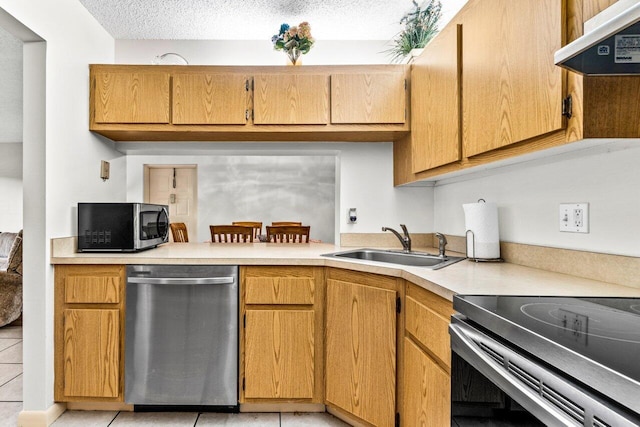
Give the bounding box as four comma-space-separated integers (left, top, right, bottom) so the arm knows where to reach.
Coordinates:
450, 320, 640, 427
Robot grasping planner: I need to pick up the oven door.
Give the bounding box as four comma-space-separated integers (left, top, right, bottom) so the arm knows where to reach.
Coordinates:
449, 316, 640, 427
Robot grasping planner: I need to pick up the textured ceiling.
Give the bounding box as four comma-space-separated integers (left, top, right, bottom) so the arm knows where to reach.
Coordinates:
79, 0, 468, 40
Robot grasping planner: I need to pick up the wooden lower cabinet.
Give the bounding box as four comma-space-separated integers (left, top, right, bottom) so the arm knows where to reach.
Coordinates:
402, 282, 454, 426
54, 265, 126, 402
325, 269, 400, 427
403, 338, 450, 426
244, 309, 314, 399
240, 266, 324, 403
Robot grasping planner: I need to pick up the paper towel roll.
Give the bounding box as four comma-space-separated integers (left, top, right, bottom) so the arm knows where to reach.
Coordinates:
463, 201, 500, 259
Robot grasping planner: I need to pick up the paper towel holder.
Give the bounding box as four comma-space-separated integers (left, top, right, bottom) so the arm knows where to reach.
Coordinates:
465, 229, 503, 262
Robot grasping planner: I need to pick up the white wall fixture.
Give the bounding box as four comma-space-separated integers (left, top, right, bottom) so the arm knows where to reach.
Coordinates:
100, 160, 110, 181
348, 207, 357, 224
559, 203, 589, 233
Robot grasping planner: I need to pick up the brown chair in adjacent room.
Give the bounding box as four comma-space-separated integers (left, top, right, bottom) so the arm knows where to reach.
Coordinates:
266, 225, 310, 243
271, 221, 302, 226
170, 222, 189, 242
210, 225, 254, 243
232, 222, 262, 241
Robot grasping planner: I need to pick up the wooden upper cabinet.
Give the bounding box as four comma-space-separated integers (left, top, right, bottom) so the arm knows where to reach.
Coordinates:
172, 73, 249, 125
411, 24, 461, 173
253, 74, 329, 125
462, 0, 564, 157
93, 69, 170, 124
331, 72, 406, 124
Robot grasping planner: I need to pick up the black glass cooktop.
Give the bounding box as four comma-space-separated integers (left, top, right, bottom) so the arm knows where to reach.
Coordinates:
454, 295, 640, 414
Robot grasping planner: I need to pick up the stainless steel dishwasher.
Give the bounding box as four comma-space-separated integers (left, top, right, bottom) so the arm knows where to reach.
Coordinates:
125, 265, 238, 410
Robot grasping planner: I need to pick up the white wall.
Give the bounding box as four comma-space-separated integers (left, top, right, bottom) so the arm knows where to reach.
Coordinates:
125, 143, 434, 238
434, 143, 640, 257
0, 143, 22, 231
116, 39, 394, 65
0, 0, 122, 416
0, 24, 21, 143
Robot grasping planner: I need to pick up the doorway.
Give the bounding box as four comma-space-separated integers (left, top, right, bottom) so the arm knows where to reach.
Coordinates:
144, 165, 198, 242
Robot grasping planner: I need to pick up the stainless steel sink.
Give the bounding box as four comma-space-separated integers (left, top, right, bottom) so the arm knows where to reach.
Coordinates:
322, 248, 466, 270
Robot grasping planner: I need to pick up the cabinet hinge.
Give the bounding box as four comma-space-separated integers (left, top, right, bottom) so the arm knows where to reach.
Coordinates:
243, 313, 246, 328
396, 297, 402, 314
404, 79, 407, 90
242, 377, 245, 391
395, 412, 400, 427
245, 109, 250, 121
562, 95, 572, 119
245, 79, 250, 91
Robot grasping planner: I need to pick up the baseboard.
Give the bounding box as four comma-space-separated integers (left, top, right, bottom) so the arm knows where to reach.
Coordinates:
240, 402, 325, 413
17, 403, 66, 427
326, 405, 371, 426
65, 402, 133, 411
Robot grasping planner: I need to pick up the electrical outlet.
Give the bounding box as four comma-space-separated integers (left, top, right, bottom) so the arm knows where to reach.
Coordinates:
559, 203, 589, 233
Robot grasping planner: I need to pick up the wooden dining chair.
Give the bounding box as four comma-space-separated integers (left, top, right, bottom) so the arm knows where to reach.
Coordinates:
210, 225, 254, 243
266, 225, 310, 243
271, 221, 302, 226
170, 222, 189, 242
232, 221, 262, 241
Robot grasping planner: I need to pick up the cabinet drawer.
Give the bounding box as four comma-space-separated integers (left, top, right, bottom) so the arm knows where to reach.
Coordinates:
65, 275, 121, 304
405, 295, 451, 367
245, 277, 314, 305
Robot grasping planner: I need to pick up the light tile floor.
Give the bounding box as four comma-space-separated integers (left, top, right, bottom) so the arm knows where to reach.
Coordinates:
0, 324, 349, 426
52, 410, 349, 426
0, 323, 22, 427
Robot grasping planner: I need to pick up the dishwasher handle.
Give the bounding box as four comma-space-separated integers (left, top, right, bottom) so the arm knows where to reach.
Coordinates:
127, 276, 235, 285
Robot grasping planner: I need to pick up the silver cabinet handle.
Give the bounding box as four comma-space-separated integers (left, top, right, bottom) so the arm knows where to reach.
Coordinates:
128, 276, 235, 285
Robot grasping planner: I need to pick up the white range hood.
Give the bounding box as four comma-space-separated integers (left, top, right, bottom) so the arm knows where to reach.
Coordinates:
555, 0, 640, 75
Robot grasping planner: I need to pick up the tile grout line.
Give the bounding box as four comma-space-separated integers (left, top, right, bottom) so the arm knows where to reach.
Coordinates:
0, 372, 22, 389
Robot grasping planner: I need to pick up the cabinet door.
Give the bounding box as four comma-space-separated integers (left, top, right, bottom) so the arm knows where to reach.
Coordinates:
244, 310, 314, 399
462, 0, 563, 157
172, 73, 249, 124
253, 74, 329, 124
331, 72, 406, 124
325, 279, 397, 427
403, 338, 450, 426
93, 70, 170, 124
412, 24, 461, 173
62, 309, 120, 398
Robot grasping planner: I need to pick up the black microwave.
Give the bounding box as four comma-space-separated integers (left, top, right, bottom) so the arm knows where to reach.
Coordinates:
77, 203, 169, 252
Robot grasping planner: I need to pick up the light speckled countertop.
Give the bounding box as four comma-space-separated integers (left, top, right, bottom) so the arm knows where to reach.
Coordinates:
51, 238, 640, 301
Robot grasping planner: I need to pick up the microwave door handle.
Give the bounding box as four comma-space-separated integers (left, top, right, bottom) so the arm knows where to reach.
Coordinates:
128, 276, 236, 285
157, 207, 169, 240
450, 322, 586, 427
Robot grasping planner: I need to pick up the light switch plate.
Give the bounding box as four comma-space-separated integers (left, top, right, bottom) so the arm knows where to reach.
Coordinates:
559, 203, 589, 233
100, 160, 110, 181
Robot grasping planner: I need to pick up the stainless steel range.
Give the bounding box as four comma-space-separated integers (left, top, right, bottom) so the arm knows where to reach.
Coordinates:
450, 295, 640, 426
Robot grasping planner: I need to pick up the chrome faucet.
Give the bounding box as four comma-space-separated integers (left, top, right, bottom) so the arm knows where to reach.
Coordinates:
435, 232, 448, 258
382, 224, 412, 253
